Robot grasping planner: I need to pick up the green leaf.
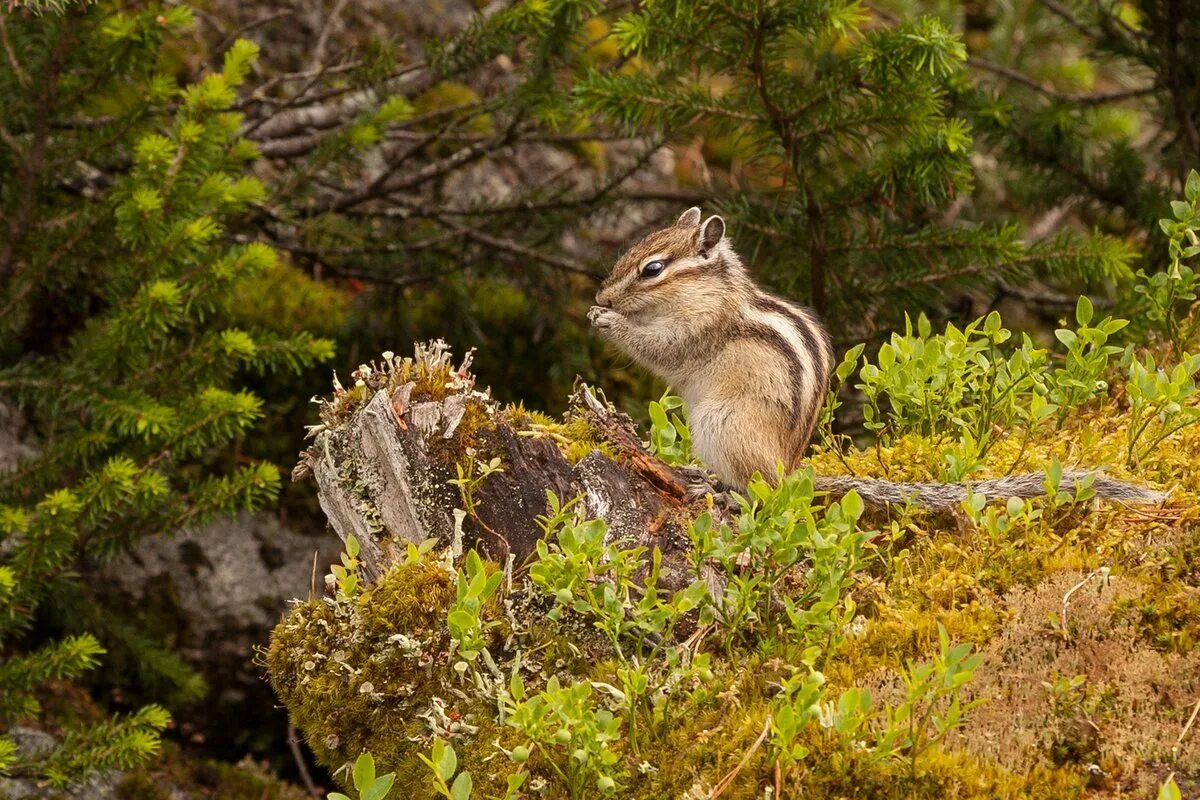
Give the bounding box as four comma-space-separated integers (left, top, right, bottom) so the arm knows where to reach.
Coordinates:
1075, 295, 1093, 326
328, 794, 352, 800
840, 490, 864, 521
353, 752, 375, 791
363, 774, 396, 800
1157, 775, 1181, 800
450, 771, 473, 800
1187, 170, 1200, 203
436, 739, 457, 782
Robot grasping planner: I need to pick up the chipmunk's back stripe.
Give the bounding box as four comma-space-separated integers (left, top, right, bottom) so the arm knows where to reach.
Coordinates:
750, 293, 832, 458
739, 322, 808, 433
752, 294, 831, 373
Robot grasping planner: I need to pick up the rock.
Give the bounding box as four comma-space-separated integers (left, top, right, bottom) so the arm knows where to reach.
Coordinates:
103, 512, 343, 749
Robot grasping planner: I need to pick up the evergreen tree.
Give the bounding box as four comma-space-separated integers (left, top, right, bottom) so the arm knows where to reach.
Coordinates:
566, 0, 1135, 334
0, 3, 331, 785
922, 0, 1199, 263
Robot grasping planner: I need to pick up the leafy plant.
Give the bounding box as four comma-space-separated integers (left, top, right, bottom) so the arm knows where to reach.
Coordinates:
531, 491, 707, 660
646, 392, 693, 467
1131, 169, 1200, 353
501, 675, 622, 797
853, 302, 1134, 478
874, 623, 984, 779
416, 740, 474, 800
1050, 296, 1128, 427
1124, 352, 1200, 466
858, 311, 1053, 479
330, 752, 396, 800
328, 534, 363, 600
689, 469, 870, 656
450, 453, 505, 520
447, 549, 504, 663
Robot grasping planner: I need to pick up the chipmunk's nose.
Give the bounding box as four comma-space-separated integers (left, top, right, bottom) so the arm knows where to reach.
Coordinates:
594, 287, 614, 308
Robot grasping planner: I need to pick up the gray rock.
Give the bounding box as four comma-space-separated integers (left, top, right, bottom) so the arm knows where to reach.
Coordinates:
104, 511, 342, 740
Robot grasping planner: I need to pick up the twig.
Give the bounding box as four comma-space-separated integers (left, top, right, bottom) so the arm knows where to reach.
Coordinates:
438, 217, 603, 280
1038, 0, 1101, 39
1174, 695, 1200, 758
208, 10, 294, 68
287, 723, 322, 799
967, 56, 1156, 106
1059, 568, 1104, 637
577, 383, 691, 500
0, 12, 30, 88
312, 0, 351, 71
708, 714, 772, 799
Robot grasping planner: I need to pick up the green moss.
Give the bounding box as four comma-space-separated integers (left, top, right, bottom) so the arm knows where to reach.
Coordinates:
1116, 521, 1200, 652
267, 559, 467, 773
225, 258, 349, 339
278, 366, 1200, 798
501, 404, 616, 464
116, 772, 170, 800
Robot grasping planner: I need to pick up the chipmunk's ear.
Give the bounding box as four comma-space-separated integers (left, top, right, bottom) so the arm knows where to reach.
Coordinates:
699, 215, 725, 256
677, 206, 702, 227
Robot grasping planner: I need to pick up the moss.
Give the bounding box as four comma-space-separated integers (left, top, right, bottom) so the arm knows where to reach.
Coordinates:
1115, 521, 1200, 653
116, 772, 171, 800
225, 257, 349, 339
279, 364, 1200, 798
267, 558, 468, 775
501, 404, 616, 464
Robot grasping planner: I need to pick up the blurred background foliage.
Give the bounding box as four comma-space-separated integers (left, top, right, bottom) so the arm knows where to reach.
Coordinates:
1, 0, 1198, 792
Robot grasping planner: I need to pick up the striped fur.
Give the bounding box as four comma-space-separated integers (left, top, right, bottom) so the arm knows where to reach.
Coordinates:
590, 208, 831, 488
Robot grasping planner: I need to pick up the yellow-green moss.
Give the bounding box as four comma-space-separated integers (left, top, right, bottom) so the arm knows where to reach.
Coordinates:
114, 745, 308, 800
267, 559, 466, 773
501, 404, 616, 464
277, 380, 1200, 798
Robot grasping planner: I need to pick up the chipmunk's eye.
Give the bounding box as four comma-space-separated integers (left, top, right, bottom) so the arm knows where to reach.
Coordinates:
640, 260, 666, 279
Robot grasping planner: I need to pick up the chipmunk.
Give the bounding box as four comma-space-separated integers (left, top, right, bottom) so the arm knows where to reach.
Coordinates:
589, 207, 1165, 509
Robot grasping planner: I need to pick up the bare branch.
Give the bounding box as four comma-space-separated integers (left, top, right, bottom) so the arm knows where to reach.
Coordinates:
968, 56, 1157, 106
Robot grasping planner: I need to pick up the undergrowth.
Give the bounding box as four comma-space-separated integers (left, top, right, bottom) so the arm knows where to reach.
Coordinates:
266, 178, 1200, 798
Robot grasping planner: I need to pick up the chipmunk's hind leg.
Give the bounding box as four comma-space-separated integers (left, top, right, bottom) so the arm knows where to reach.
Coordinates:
679, 465, 739, 511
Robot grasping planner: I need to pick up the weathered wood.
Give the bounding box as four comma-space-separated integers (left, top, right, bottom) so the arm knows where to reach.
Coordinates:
295, 342, 724, 585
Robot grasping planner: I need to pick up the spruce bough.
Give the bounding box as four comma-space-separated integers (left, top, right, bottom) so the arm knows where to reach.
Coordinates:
0, 6, 332, 786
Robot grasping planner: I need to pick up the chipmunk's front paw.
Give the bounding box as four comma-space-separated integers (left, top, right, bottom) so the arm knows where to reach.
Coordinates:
588, 306, 622, 330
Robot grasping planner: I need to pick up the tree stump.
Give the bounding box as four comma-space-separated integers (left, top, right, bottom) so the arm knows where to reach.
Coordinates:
291, 341, 721, 588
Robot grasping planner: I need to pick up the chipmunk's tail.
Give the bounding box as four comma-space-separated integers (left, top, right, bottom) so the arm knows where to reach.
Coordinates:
813, 471, 1167, 510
